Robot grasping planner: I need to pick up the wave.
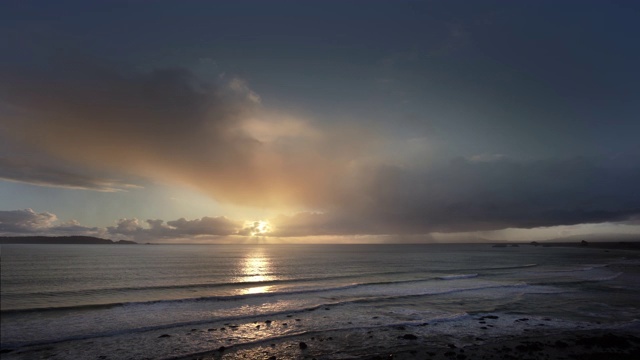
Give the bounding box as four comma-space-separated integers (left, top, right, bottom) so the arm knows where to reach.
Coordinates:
530, 272, 623, 286
438, 274, 478, 280
1, 279, 527, 318
535, 264, 610, 274
473, 263, 538, 271
345, 283, 529, 305
2, 274, 496, 314
1, 291, 481, 350
1, 269, 437, 299
2, 265, 538, 302
0, 281, 410, 314
430, 264, 538, 273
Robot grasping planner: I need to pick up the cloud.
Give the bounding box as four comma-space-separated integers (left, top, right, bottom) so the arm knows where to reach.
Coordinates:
229, 77, 261, 104
360, 158, 640, 232
165, 216, 241, 236
0, 157, 140, 192
0, 209, 100, 235
0, 60, 370, 209
2, 61, 640, 238
267, 158, 640, 236
107, 216, 243, 239
0, 209, 57, 233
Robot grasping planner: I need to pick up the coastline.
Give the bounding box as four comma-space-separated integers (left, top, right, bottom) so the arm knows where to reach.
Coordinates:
4, 309, 639, 360
176, 319, 640, 360
3, 244, 638, 360
384, 328, 640, 360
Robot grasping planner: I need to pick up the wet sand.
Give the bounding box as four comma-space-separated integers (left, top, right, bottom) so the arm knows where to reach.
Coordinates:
3, 312, 639, 360
179, 320, 640, 360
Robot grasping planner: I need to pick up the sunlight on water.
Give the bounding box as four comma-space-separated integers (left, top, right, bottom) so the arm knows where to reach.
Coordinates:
240, 248, 276, 294
244, 285, 273, 294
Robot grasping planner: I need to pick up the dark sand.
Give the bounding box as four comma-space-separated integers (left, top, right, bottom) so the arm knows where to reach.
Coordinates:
384, 330, 640, 360
179, 325, 640, 360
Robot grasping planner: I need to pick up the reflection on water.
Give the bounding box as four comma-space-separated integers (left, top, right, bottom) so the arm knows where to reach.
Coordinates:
244, 285, 272, 294
240, 248, 276, 294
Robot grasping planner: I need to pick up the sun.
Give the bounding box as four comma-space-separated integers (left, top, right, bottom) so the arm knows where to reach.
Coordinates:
243, 220, 272, 236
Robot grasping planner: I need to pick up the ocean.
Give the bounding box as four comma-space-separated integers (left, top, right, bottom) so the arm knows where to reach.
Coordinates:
1, 244, 639, 359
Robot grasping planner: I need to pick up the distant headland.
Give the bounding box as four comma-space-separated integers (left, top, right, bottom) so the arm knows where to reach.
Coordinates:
0, 236, 137, 245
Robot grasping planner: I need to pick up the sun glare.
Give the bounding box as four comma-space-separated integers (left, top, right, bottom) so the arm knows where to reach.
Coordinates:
244, 220, 272, 236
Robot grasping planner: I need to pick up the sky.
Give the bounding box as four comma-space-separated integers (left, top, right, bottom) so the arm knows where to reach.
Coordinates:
1, 0, 640, 243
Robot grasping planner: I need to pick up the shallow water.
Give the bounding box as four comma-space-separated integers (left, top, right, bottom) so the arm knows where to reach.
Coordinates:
1, 243, 639, 359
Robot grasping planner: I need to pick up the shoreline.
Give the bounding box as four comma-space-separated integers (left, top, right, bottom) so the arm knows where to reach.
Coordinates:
3, 245, 638, 360
177, 323, 640, 360
3, 311, 639, 359
385, 329, 640, 360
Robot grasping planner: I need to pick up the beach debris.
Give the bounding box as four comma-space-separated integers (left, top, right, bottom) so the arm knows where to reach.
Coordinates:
402, 334, 418, 340
158, 334, 171, 338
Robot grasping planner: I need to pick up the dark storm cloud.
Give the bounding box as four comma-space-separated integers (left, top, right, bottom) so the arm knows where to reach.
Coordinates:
0, 157, 139, 192
271, 157, 640, 236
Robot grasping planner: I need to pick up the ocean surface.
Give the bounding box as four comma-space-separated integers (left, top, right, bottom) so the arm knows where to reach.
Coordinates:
1, 244, 639, 359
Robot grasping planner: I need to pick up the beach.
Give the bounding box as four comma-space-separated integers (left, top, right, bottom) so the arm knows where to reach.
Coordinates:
2, 243, 639, 359
180, 328, 640, 360
4, 311, 638, 359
